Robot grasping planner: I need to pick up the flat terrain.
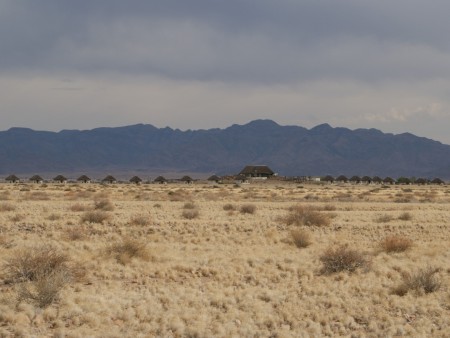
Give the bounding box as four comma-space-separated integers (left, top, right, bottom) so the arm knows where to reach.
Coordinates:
0, 181, 449, 337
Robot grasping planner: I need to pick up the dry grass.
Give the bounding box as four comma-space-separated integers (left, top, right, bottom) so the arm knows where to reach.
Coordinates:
70, 203, 90, 212
290, 229, 312, 248
0, 182, 448, 336
320, 245, 370, 274
182, 209, 200, 219
392, 267, 441, 296
0, 202, 15, 212
129, 214, 151, 226
380, 235, 413, 253
374, 214, 394, 223
223, 203, 236, 211
81, 210, 110, 223
283, 205, 330, 227
3, 246, 83, 308
239, 204, 256, 214
183, 201, 196, 209
398, 211, 413, 221
94, 199, 115, 211
106, 237, 150, 264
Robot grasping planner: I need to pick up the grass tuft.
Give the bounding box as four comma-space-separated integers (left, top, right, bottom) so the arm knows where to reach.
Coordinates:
290, 229, 312, 248
284, 205, 330, 227
380, 235, 413, 253
392, 266, 441, 296
240, 204, 256, 214
320, 245, 370, 274
81, 210, 110, 224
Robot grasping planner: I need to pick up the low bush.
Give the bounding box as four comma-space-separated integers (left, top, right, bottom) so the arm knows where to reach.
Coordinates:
223, 203, 236, 211
284, 205, 330, 227
398, 212, 413, 221
392, 267, 441, 296
182, 209, 199, 219
240, 204, 256, 214
290, 229, 312, 248
380, 235, 413, 253
70, 203, 89, 212
106, 237, 150, 264
94, 199, 115, 211
81, 210, 110, 224
320, 245, 370, 274
0, 203, 15, 212
3, 246, 82, 307
374, 214, 394, 223
183, 201, 196, 209
130, 214, 151, 226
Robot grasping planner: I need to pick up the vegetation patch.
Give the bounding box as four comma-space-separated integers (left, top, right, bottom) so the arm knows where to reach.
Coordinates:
106, 237, 150, 265
320, 245, 370, 274
290, 229, 312, 248
81, 210, 110, 223
380, 235, 413, 253
283, 205, 330, 227
392, 267, 441, 296
240, 204, 256, 214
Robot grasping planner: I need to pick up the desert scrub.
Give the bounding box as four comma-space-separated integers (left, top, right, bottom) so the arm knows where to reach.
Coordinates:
290, 229, 312, 248
3, 246, 83, 307
106, 237, 150, 265
70, 203, 90, 212
283, 205, 330, 227
223, 203, 236, 211
81, 210, 110, 224
392, 266, 441, 296
129, 214, 151, 226
0, 203, 15, 212
182, 209, 199, 219
240, 204, 256, 214
380, 235, 413, 253
398, 212, 413, 221
183, 201, 196, 209
374, 214, 394, 223
94, 199, 114, 211
320, 245, 370, 274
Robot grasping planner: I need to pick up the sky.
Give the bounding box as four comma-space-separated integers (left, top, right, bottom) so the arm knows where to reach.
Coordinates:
2, 0, 450, 144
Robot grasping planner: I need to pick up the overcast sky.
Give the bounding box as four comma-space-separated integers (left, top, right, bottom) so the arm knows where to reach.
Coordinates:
2, 0, 450, 144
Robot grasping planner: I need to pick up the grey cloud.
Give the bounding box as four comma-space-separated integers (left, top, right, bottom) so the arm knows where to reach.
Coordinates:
2, 0, 450, 84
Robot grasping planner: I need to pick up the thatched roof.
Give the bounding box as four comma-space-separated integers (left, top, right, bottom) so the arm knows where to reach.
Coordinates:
361, 176, 372, 183
130, 176, 142, 184
154, 176, 167, 183
322, 175, 334, 182
77, 175, 91, 182
349, 176, 361, 182
239, 165, 274, 176
29, 175, 44, 182
180, 175, 193, 182
431, 178, 444, 184
102, 175, 117, 183
5, 174, 20, 182
336, 175, 348, 182
415, 178, 428, 184
383, 177, 395, 184
207, 175, 221, 182
53, 175, 67, 182
372, 176, 382, 183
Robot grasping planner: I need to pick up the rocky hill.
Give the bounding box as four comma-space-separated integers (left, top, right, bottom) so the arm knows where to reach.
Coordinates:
1, 120, 449, 178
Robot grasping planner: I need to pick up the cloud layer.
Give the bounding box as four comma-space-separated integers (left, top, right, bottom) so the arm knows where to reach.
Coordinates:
1, 0, 450, 143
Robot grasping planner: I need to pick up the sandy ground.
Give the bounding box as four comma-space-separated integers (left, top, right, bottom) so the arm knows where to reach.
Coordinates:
0, 181, 449, 337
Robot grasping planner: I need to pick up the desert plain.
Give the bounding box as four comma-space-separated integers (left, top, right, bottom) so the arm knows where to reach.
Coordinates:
0, 180, 449, 337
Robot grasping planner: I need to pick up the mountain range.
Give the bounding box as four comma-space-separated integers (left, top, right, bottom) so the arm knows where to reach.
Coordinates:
1, 119, 450, 179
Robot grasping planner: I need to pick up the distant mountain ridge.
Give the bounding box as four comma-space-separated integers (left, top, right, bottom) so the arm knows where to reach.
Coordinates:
1, 119, 450, 178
